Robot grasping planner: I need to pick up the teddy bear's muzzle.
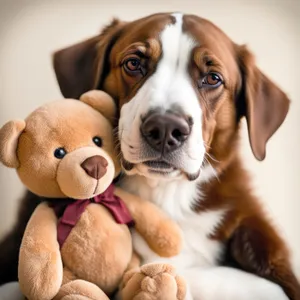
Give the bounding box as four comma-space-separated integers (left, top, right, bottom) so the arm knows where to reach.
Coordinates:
81, 155, 108, 179
56, 147, 115, 199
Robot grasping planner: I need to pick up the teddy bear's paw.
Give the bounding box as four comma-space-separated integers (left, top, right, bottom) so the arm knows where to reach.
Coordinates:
174, 274, 187, 300
121, 263, 187, 300
53, 280, 109, 300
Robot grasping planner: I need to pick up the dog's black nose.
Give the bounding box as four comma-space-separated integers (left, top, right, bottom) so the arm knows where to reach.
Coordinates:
141, 112, 191, 154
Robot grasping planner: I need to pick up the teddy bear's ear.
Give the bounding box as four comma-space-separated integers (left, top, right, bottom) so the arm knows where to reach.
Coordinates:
80, 90, 116, 123
0, 120, 26, 168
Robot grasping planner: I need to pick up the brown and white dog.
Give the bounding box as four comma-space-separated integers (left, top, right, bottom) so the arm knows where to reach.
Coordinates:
1, 12, 297, 300
52, 12, 300, 300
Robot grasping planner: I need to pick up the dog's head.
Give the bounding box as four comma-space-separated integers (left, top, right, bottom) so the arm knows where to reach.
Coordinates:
53, 13, 289, 181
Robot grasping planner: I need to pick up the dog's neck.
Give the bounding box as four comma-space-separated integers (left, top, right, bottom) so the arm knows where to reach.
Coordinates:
118, 164, 218, 221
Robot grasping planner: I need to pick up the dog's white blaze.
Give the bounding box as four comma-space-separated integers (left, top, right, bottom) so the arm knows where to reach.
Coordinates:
119, 13, 205, 175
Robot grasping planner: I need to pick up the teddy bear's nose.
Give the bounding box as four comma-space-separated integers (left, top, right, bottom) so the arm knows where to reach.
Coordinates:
81, 155, 108, 180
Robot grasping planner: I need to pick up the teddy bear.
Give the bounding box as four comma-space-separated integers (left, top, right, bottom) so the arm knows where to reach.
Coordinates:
0, 90, 187, 300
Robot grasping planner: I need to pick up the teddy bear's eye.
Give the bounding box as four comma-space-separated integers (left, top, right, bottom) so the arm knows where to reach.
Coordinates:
93, 137, 102, 147
54, 147, 67, 159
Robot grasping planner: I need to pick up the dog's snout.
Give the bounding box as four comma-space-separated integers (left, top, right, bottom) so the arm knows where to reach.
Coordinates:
81, 155, 108, 180
141, 112, 191, 154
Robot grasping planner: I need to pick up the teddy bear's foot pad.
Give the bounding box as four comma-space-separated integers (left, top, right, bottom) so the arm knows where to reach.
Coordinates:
54, 279, 109, 300
121, 263, 187, 300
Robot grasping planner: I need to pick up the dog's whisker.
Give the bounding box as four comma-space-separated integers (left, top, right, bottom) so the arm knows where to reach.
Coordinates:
203, 142, 212, 150
205, 152, 220, 163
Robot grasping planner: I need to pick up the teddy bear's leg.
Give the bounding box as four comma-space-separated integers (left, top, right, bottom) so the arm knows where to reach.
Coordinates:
53, 279, 109, 300
126, 251, 141, 271
120, 263, 187, 300
113, 251, 141, 300
62, 266, 77, 285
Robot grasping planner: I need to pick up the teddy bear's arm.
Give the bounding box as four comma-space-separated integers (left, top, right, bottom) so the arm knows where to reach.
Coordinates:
114, 187, 182, 258
18, 202, 63, 300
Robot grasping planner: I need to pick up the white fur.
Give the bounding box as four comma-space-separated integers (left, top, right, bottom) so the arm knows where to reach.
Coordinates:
122, 164, 225, 270
119, 13, 288, 300
182, 267, 289, 300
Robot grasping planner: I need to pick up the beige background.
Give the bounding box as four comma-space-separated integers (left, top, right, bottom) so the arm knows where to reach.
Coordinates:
0, 0, 299, 275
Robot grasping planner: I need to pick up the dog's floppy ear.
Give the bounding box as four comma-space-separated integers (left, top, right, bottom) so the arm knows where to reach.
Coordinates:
0, 120, 26, 168
52, 19, 126, 99
237, 45, 290, 161
80, 90, 116, 124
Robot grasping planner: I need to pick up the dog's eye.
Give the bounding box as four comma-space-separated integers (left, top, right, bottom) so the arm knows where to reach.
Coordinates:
54, 147, 67, 159
124, 58, 141, 72
202, 73, 223, 88
93, 137, 102, 147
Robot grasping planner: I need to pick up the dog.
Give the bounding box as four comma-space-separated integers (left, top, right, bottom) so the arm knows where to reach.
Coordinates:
1, 12, 299, 300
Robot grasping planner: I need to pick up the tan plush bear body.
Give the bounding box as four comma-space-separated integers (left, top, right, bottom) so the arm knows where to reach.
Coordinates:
0, 91, 186, 300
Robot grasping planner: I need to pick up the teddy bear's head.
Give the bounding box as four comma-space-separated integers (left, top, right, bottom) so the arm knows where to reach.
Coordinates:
0, 91, 120, 199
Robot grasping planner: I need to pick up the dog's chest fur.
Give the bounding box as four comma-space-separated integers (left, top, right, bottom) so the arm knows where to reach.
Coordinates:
120, 167, 226, 270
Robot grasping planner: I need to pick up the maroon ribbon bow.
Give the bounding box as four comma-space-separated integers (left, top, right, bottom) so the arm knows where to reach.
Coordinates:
49, 184, 134, 248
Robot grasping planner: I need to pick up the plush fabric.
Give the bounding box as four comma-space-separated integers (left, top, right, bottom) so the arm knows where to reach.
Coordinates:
18, 202, 63, 300
0, 120, 25, 168
121, 263, 186, 300
0, 90, 185, 300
